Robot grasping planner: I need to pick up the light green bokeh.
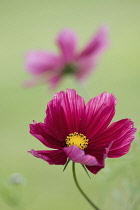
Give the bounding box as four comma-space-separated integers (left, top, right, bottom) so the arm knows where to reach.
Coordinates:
0, 0, 140, 209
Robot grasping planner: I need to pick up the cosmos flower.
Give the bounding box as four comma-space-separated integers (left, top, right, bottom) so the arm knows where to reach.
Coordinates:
25, 26, 108, 88
29, 89, 136, 174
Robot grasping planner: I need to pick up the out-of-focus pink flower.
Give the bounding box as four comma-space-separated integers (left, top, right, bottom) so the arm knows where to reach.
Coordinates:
28, 89, 136, 174
24, 26, 109, 88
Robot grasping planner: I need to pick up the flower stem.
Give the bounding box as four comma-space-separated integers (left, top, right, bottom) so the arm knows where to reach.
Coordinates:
72, 162, 101, 210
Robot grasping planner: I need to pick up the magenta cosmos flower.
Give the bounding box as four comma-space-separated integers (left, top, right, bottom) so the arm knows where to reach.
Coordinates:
29, 89, 136, 174
25, 26, 108, 88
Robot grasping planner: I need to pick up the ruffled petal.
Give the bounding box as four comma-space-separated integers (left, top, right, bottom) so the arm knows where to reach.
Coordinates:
29, 149, 67, 165
107, 119, 136, 158
45, 89, 85, 140
25, 51, 61, 75
60, 89, 85, 133
56, 29, 77, 62
88, 119, 136, 158
30, 121, 63, 149
80, 92, 117, 139
44, 94, 70, 142
79, 25, 109, 58
63, 146, 98, 166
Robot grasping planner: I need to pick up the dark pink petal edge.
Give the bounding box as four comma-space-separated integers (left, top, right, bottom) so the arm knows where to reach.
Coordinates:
29, 149, 67, 165
30, 121, 63, 149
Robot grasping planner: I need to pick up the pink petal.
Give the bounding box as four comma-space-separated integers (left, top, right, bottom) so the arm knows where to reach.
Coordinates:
45, 89, 85, 140
88, 119, 136, 158
63, 146, 98, 166
23, 74, 48, 88
79, 25, 109, 58
30, 122, 63, 149
56, 29, 77, 62
29, 149, 67, 165
75, 26, 109, 80
79, 92, 117, 139
85, 141, 113, 174
48, 75, 61, 89
86, 165, 104, 174
44, 95, 70, 141
25, 51, 61, 75
107, 120, 136, 158
75, 57, 97, 80
59, 89, 85, 133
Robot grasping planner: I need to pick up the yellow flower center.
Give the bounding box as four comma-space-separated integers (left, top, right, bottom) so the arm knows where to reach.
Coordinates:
65, 132, 88, 150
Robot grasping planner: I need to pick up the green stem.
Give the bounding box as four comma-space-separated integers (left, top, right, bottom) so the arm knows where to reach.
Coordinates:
72, 162, 101, 210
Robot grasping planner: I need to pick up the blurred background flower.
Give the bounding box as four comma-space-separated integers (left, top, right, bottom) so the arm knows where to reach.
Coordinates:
24, 26, 108, 89
0, 0, 140, 209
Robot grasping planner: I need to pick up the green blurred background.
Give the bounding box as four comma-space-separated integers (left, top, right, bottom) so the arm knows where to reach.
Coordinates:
0, 0, 140, 209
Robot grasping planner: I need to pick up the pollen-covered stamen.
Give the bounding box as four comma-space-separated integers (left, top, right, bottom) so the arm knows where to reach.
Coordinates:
65, 132, 88, 150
